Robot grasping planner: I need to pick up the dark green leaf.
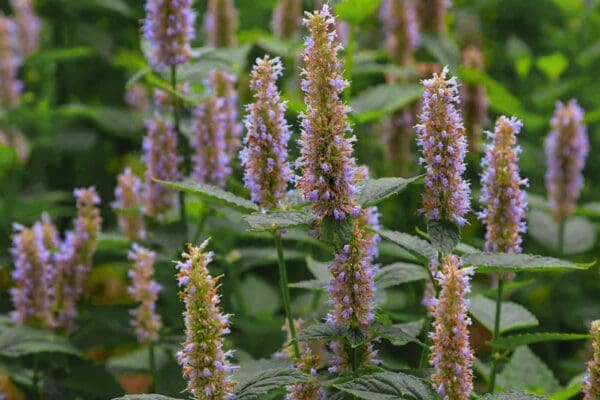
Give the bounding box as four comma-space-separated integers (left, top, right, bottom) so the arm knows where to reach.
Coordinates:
462, 252, 593, 273
347, 327, 369, 348
155, 179, 258, 213
297, 323, 345, 342
372, 320, 424, 346
234, 367, 310, 400
322, 216, 354, 248
335, 371, 436, 400
350, 84, 423, 122
374, 263, 428, 289
357, 176, 423, 207
0, 325, 83, 358
469, 295, 538, 334
378, 230, 437, 261
243, 210, 314, 232
489, 332, 591, 350
427, 220, 460, 254
528, 210, 597, 254
498, 346, 561, 394
483, 392, 547, 400
105, 346, 170, 374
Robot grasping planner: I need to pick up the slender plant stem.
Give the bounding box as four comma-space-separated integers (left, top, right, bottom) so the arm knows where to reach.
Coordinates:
32, 353, 40, 399
350, 345, 359, 373
274, 232, 301, 359
149, 343, 156, 393
170, 65, 188, 238
343, 23, 356, 102
558, 221, 565, 256
488, 277, 504, 393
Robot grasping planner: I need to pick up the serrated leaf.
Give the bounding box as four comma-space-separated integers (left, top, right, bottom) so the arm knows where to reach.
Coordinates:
462, 252, 592, 273
528, 210, 597, 254
372, 320, 424, 346
234, 367, 310, 400
374, 263, 428, 289
112, 396, 182, 400
243, 210, 314, 232
427, 220, 460, 254
469, 295, 538, 334
297, 323, 345, 342
336, 0, 383, 25
498, 346, 561, 394
233, 358, 292, 383
483, 392, 547, 400
350, 84, 423, 122
155, 179, 258, 213
335, 371, 436, 400
489, 332, 591, 350
357, 176, 423, 207
322, 216, 354, 248
378, 229, 437, 261
0, 325, 84, 358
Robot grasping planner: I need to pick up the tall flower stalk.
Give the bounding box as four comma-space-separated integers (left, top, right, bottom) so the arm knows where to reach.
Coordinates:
176, 240, 236, 399
10, 0, 40, 56
461, 46, 488, 153
0, 13, 22, 107
207, 71, 242, 159
583, 320, 600, 400
545, 100, 589, 254
204, 0, 238, 48
272, 0, 302, 39
417, 0, 449, 33
112, 168, 146, 241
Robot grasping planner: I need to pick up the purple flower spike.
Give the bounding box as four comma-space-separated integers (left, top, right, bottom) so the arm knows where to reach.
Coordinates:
272, 0, 302, 39
416, 66, 471, 226
418, 0, 450, 33
478, 116, 527, 254
240, 55, 293, 209
380, 0, 419, 65
461, 46, 488, 153
112, 168, 146, 241
207, 71, 242, 158
429, 255, 474, 400
143, 116, 182, 218
176, 240, 236, 399
144, 0, 196, 69
296, 5, 360, 225
0, 14, 22, 107
583, 320, 600, 400
545, 99, 589, 223
128, 244, 162, 345
10, 0, 40, 56
204, 0, 238, 48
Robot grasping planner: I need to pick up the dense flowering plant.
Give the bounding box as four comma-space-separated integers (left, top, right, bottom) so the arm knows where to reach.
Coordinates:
583, 320, 600, 400
112, 168, 146, 241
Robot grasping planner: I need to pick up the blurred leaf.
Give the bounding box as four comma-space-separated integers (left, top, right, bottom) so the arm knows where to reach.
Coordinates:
463, 252, 592, 273
372, 320, 424, 346
374, 263, 428, 289
180, 45, 252, 81
336, 0, 383, 25
0, 325, 83, 358
24, 47, 97, 66
0, 144, 18, 175
489, 332, 591, 350
536, 52, 569, 81
156, 179, 258, 214
357, 176, 423, 207
469, 295, 539, 334
421, 33, 460, 70
350, 84, 423, 123
239, 275, 280, 316
243, 210, 313, 232
234, 367, 310, 400
335, 371, 436, 400
237, 247, 305, 271
498, 346, 561, 394
528, 210, 597, 254
427, 220, 460, 254
483, 392, 546, 400
106, 347, 170, 374
60, 359, 125, 399
113, 396, 181, 400
306, 256, 330, 282
378, 229, 437, 262
458, 66, 521, 116
506, 36, 533, 77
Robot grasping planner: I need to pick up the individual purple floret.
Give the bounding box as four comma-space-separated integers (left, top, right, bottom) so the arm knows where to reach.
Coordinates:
204, 0, 238, 48
191, 97, 231, 187
296, 5, 361, 225
207, 71, 242, 158
478, 116, 528, 254
143, 116, 181, 219
112, 168, 146, 241
143, 0, 196, 69
380, 0, 419, 65
0, 14, 22, 107
416, 66, 471, 226
429, 254, 474, 400
583, 320, 600, 400
240, 55, 293, 209
10, 0, 40, 56
272, 0, 302, 39
128, 244, 162, 345
545, 99, 589, 223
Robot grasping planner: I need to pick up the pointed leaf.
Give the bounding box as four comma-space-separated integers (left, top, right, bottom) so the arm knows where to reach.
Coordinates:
0, 325, 83, 358
379, 230, 437, 261
297, 323, 345, 342
462, 252, 592, 273
469, 295, 538, 334
528, 210, 597, 254
335, 371, 436, 400
489, 332, 591, 350
427, 220, 460, 254
498, 346, 561, 394
350, 84, 423, 122
372, 320, 424, 346
243, 210, 314, 232
234, 367, 310, 400
357, 176, 423, 207
374, 263, 428, 289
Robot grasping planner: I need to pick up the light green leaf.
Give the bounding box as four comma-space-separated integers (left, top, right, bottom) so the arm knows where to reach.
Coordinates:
336, 0, 383, 25
357, 176, 423, 207
106, 347, 170, 374
458, 66, 521, 116
378, 230, 437, 262
155, 179, 258, 213
506, 36, 532, 78
427, 220, 460, 254
24, 47, 97, 66
372, 320, 424, 346
335, 371, 437, 400
238, 275, 280, 316
483, 392, 547, 400
350, 84, 423, 123
306, 257, 330, 282
489, 332, 591, 350
243, 210, 313, 232
462, 252, 592, 273
0, 325, 84, 358
528, 210, 597, 255
234, 367, 310, 400
536, 52, 568, 81
421, 33, 460, 70
374, 263, 428, 289
498, 346, 561, 394
469, 295, 538, 334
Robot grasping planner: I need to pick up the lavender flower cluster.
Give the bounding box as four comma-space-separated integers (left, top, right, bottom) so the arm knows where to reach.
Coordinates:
176, 240, 236, 399
416, 66, 471, 226
128, 244, 162, 345
207, 71, 243, 157
204, 0, 238, 48
144, 0, 196, 69
545, 99, 589, 223
112, 168, 146, 241
583, 320, 600, 400
478, 116, 528, 253
0, 14, 22, 107
380, 0, 419, 65
10, 0, 40, 56
272, 0, 302, 39
460, 46, 488, 153
240, 55, 293, 209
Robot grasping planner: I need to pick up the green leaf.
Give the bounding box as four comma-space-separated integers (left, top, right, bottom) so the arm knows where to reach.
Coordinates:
374, 263, 428, 289
469, 295, 538, 334
536, 52, 568, 81
233, 358, 292, 383
357, 176, 423, 207
458, 66, 522, 116
238, 275, 280, 316
112, 396, 182, 400
322, 216, 354, 248
350, 84, 423, 122
24, 47, 97, 66
336, 0, 383, 25
372, 320, 424, 346
506, 36, 533, 77
378, 229, 437, 262
421, 33, 460, 70
243, 210, 314, 232
427, 220, 460, 254
335, 371, 437, 400
462, 252, 592, 273
234, 367, 310, 400
297, 323, 345, 342
0, 325, 84, 358
105, 346, 170, 374
306, 256, 330, 282
489, 332, 591, 350
155, 179, 258, 213
528, 210, 597, 254
498, 346, 561, 394
483, 392, 547, 400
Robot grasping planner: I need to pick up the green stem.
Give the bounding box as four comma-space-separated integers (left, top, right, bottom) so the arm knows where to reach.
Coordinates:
558, 221, 565, 257
274, 232, 300, 359
350, 345, 359, 373
32, 353, 41, 399
170, 65, 188, 238
149, 343, 156, 393
488, 278, 504, 393
343, 24, 356, 102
